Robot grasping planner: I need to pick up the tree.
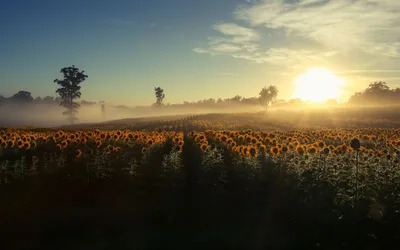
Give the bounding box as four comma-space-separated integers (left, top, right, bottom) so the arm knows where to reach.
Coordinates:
43, 96, 55, 102
54, 65, 88, 124
154, 87, 165, 106
99, 101, 106, 117
348, 81, 400, 105
259, 85, 278, 112
10, 91, 34, 102
325, 98, 338, 106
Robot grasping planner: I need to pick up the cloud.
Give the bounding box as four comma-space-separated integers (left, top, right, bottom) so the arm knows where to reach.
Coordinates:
235, 0, 400, 54
212, 44, 243, 53
193, 22, 260, 58
212, 23, 260, 43
335, 69, 400, 75
194, 0, 400, 69
110, 18, 136, 25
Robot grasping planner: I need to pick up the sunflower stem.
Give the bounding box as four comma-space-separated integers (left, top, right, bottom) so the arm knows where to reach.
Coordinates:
355, 149, 359, 202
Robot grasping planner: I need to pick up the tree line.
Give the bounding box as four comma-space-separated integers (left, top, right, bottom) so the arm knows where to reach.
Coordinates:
1, 64, 399, 124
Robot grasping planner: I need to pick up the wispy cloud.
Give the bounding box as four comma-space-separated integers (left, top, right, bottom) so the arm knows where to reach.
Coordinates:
335, 69, 400, 75
192, 22, 261, 57
110, 18, 136, 25
213, 23, 260, 43
194, 0, 400, 70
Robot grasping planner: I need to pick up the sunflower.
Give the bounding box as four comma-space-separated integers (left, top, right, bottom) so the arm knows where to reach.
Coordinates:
317, 140, 326, 149
76, 149, 82, 159
174, 145, 183, 152
259, 144, 267, 153
307, 146, 317, 155
270, 146, 279, 156
23, 142, 30, 150
249, 146, 257, 157
16, 139, 24, 149
350, 138, 361, 151
241, 147, 249, 157
296, 145, 306, 156
200, 143, 208, 152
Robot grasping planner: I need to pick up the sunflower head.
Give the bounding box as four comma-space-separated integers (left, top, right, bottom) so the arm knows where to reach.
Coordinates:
75, 149, 82, 158
270, 146, 279, 156
174, 144, 182, 152
350, 138, 361, 151
249, 146, 257, 157
200, 143, 208, 152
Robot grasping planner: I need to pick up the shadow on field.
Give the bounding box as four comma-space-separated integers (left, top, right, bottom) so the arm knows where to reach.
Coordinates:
0, 136, 399, 250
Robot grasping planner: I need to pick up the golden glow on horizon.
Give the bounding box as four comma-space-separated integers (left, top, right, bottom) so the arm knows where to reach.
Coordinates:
292, 67, 345, 103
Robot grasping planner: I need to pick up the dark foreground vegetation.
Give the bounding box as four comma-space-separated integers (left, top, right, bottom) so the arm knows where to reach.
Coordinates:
1, 124, 400, 250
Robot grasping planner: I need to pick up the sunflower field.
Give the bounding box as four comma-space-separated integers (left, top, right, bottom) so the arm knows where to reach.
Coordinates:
0, 126, 400, 249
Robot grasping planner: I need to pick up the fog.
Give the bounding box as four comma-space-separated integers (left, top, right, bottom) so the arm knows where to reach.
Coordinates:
1, 101, 399, 128
0, 102, 265, 127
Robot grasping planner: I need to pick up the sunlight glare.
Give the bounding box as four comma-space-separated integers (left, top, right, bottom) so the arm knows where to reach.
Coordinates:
292, 67, 345, 103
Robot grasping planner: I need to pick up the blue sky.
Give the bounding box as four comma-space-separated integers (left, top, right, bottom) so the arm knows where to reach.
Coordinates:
1, 0, 400, 106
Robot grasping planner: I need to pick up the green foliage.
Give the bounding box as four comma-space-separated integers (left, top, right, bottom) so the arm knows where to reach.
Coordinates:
54, 65, 88, 124
259, 85, 278, 111
154, 86, 165, 106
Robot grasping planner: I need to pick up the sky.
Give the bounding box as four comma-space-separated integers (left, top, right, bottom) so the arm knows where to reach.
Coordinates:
1, 0, 400, 106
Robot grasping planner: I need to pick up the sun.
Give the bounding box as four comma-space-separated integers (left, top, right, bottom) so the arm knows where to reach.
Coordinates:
292, 67, 345, 103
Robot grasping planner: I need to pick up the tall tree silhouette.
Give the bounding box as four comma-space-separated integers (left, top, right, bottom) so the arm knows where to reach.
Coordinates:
154, 87, 165, 106
54, 65, 88, 124
259, 85, 278, 112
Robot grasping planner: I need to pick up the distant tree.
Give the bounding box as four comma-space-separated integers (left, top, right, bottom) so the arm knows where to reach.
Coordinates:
259, 85, 278, 112
325, 98, 338, 106
99, 101, 106, 116
43, 96, 55, 102
365, 81, 390, 93
54, 65, 88, 124
231, 95, 242, 103
80, 100, 96, 105
11, 91, 34, 102
154, 87, 165, 106
289, 98, 304, 106
348, 81, 400, 105
35, 96, 43, 102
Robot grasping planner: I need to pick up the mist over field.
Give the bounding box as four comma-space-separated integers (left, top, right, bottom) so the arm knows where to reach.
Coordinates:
0, 102, 266, 127
2, 100, 400, 129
